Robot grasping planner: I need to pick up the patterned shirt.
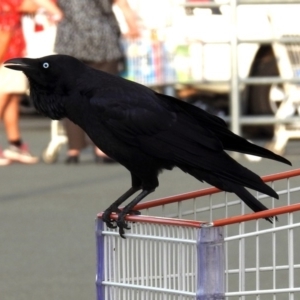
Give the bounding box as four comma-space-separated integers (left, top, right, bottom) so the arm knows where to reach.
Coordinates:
55, 0, 123, 63
0, 0, 25, 61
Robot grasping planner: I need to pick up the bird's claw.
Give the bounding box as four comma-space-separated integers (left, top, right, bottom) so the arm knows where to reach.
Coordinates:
106, 220, 118, 229
117, 218, 131, 238
102, 207, 141, 237
102, 206, 121, 229
117, 209, 142, 237
112, 210, 133, 238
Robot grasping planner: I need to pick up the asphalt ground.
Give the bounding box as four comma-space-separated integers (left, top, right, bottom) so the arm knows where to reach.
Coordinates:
0, 116, 299, 300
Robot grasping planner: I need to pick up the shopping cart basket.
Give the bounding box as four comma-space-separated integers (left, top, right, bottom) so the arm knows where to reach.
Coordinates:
96, 169, 300, 300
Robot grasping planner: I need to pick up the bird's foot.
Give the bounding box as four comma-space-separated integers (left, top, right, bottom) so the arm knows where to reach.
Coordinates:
116, 209, 141, 238
102, 207, 141, 237
116, 215, 131, 238
102, 206, 122, 229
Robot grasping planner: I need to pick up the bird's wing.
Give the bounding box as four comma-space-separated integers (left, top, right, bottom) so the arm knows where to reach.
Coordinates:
89, 87, 223, 157
89, 86, 280, 202
156, 93, 291, 165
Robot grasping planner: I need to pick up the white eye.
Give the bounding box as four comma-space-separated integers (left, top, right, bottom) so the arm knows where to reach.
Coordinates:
43, 62, 49, 69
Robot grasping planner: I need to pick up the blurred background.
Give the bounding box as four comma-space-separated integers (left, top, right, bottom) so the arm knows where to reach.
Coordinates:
23, 0, 300, 157
1, 0, 300, 299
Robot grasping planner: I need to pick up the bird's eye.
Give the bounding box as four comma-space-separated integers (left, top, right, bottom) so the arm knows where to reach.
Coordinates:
43, 62, 50, 69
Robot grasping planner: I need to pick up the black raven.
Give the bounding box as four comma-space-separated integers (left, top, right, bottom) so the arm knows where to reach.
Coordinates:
5, 55, 291, 237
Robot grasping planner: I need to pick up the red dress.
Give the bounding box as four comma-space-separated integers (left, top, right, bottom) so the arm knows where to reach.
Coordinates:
0, 0, 25, 61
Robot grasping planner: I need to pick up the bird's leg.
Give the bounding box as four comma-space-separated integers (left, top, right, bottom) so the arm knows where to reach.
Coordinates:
102, 186, 141, 228
117, 189, 154, 238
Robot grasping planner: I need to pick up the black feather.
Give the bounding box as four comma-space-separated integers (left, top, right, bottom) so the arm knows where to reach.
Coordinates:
4, 54, 291, 235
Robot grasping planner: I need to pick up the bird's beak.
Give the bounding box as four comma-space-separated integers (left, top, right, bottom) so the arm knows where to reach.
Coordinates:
4, 58, 34, 71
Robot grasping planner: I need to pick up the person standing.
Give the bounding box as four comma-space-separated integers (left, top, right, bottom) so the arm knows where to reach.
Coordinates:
0, 0, 62, 165
55, 0, 139, 164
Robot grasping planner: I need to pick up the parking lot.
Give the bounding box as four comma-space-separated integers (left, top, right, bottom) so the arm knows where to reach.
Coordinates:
0, 116, 299, 300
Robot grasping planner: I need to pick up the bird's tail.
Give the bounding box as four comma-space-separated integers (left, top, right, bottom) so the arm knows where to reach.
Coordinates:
223, 180, 276, 223
220, 134, 291, 166
181, 164, 277, 222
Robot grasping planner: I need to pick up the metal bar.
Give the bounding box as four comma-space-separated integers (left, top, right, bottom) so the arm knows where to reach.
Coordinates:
99, 214, 206, 228
288, 178, 295, 300
101, 231, 198, 243
223, 115, 300, 125
101, 281, 195, 296
238, 38, 300, 44
225, 222, 300, 241
95, 219, 105, 300
182, 0, 300, 6
97, 170, 300, 229
272, 212, 277, 300
99, 206, 300, 229
150, 75, 300, 87
226, 264, 300, 273
238, 0, 300, 4
215, 206, 300, 227
131, 169, 300, 212
164, 76, 300, 87
225, 287, 300, 296
239, 221, 246, 300
170, 187, 300, 219
183, 2, 229, 8
255, 219, 260, 300
170, 79, 230, 85
230, 0, 240, 135
240, 76, 300, 84
196, 227, 225, 300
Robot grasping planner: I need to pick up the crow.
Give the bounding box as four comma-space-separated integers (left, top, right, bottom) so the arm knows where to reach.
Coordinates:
5, 55, 291, 237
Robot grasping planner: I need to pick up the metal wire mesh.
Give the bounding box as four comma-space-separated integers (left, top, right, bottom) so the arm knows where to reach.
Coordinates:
97, 223, 198, 300
96, 169, 300, 300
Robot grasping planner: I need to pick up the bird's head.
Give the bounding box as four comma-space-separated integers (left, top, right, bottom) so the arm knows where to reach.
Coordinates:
4, 55, 86, 119
4, 54, 84, 93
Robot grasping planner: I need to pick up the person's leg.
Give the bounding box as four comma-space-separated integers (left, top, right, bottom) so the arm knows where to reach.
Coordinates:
0, 93, 38, 164
0, 93, 11, 119
2, 94, 21, 143
64, 118, 86, 163
0, 93, 12, 165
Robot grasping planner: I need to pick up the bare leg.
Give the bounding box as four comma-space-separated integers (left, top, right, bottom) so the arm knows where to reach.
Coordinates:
0, 93, 21, 142
1, 94, 21, 142
64, 118, 86, 156
0, 93, 10, 119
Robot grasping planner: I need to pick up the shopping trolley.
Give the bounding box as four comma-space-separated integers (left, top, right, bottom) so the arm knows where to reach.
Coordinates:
266, 12, 300, 155
266, 35, 300, 155
42, 120, 67, 163
96, 169, 300, 300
